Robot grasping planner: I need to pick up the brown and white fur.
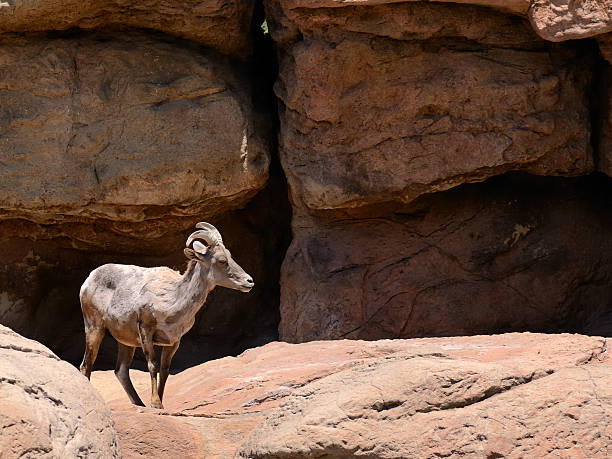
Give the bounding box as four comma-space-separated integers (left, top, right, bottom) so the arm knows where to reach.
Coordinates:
79, 222, 253, 409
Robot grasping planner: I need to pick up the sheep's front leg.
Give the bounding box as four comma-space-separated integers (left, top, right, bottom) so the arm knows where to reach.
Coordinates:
137, 322, 163, 409
115, 343, 144, 407
158, 340, 180, 404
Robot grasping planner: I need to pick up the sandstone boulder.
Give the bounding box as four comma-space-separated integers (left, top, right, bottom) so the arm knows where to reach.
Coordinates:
266, 0, 594, 212
241, 358, 611, 458
529, 0, 612, 42
0, 32, 269, 225
89, 333, 610, 458
0, 324, 120, 457
0, 0, 255, 57
280, 174, 612, 342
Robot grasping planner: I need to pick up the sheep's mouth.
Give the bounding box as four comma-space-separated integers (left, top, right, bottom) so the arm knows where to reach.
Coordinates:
239, 284, 253, 292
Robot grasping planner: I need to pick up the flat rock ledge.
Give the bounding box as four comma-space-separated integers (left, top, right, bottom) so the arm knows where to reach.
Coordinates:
0, 324, 120, 458
90, 332, 611, 458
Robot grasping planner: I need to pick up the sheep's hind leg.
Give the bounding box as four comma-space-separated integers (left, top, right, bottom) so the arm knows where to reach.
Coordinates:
80, 326, 105, 379
158, 340, 180, 404
137, 322, 163, 409
115, 342, 144, 406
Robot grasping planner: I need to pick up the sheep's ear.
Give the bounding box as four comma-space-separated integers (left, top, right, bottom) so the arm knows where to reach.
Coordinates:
185, 241, 210, 263
192, 241, 209, 255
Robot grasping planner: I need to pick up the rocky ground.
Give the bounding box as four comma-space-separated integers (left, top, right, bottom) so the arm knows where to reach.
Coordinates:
2, 324, 609, 457
88, 332, 611, 458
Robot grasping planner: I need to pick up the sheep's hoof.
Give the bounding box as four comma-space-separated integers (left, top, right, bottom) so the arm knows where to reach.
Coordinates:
151, 401, 164, 409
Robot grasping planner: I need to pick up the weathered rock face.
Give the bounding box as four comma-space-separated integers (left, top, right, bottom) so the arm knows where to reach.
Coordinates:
241, 340, 611, 458
0, 0, 255, 57
89, 333, 610, 458
0, 32, 268, 224
280, 174, 612, 342
529, 0, 612, 42
267, 0, 594, 212
264, 0, 612, 343
0, 325, 120, 457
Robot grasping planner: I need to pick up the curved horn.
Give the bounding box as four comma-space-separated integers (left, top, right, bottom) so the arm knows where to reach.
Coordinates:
195, 222, 223, 245
186, 222, 223, 248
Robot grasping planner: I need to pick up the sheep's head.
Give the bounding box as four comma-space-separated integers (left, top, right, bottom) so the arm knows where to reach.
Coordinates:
184, 222, 254, 292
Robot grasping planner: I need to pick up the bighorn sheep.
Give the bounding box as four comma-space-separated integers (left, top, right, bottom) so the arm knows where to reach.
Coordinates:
79, 222, 254, 409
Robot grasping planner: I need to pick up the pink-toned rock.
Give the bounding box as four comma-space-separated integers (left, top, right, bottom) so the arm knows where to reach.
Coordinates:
0, 325, 120, 457
90, 333, 610, 458
241, 364, 611, 458
529, 0, 612, 42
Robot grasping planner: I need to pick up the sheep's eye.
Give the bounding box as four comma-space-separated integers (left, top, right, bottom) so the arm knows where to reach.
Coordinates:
218, 257, 228, 265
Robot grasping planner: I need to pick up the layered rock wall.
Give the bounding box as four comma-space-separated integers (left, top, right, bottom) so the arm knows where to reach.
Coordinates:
266, 0, 612, 342
270, 2, 593, 211
2, 2, 612, 457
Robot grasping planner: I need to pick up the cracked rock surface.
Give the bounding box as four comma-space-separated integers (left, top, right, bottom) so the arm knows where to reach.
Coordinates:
89, 332, 610, 458
281, 174, 612, 342
0, 324, 120, 457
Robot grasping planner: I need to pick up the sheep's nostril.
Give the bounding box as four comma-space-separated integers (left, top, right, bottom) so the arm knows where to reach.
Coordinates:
246, 277, 254, 285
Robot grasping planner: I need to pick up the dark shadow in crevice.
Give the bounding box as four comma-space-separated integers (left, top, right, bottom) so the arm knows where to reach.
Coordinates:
587, 38, 611, 169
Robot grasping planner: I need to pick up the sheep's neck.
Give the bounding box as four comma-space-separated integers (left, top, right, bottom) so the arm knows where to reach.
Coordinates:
174, 262, 214, 321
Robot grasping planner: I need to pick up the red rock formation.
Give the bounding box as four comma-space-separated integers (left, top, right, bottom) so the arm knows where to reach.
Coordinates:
0, 33, 268, 223
90, 333, 610, 458
0, 5, 284, 364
